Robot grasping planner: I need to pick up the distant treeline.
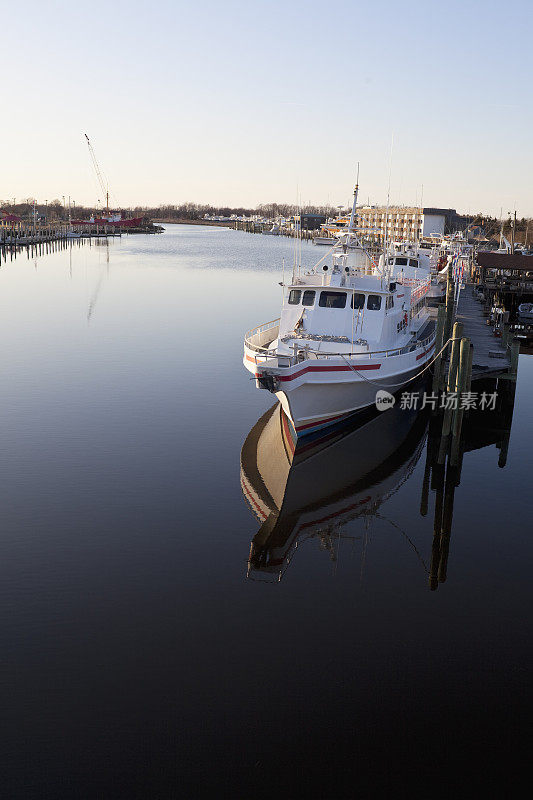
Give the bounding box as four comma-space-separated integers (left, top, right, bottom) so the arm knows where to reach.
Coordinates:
1, 199, 532, 240
469, 214, 532, 241
0, 199, 343, 223
0, 199, 150, 223
141, 202, 341, 220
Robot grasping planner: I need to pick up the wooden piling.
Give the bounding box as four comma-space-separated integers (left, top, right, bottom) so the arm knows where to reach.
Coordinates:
438, 459, 462, 584
431, 304, 446, 394
502, 323, 510, 351
450, 337, 471, 466
509, 339, 520, 379
429, 447, 446, 590
465, 343, 474, 394
443, 269, 455, 345
437, 321, 463, 464
448, 322, 464, 392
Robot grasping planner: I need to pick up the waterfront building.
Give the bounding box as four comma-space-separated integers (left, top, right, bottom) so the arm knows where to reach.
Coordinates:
355, 206, 454, 243
289, 213, 327, 231
1, 211, 23, 229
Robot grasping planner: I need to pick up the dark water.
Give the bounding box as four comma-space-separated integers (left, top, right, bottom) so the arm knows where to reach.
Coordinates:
1, 225, 531, 798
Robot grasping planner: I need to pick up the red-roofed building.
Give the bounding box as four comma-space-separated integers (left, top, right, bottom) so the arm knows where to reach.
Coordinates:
1, 211, 23, 226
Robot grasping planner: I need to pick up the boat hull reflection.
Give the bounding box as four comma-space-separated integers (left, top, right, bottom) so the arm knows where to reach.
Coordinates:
241, 388, 430, 581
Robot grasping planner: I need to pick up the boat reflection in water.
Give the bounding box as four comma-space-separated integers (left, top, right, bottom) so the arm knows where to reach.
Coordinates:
240, 387, 430, 582
241, 376, 518, 586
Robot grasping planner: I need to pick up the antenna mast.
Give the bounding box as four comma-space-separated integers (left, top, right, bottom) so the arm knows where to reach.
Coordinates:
348, 162, 360, 235
85, 133, 109, 214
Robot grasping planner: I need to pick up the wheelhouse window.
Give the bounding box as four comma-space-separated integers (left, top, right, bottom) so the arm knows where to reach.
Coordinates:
288, 289, 301, 305
351, 293, 365, 309
409, 259, 418, 267
302, 290, 316, 306
395, 257, 408, 266
319, 291, 347, 309
367, 295, 382, 311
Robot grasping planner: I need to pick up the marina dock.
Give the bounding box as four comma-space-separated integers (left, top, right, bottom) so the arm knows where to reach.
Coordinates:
233, 218, 316, 239
455, 286, 511, 378
0, 221, 161, 266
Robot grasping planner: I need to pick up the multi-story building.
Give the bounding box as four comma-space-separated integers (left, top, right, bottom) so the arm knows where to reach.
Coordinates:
355, 206, 455, 243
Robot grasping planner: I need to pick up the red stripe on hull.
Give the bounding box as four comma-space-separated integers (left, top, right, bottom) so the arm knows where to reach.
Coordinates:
278, 364, 381, 381
416, 344, 435, 361
298, 495, 372, 530
240, 475, 268, 521
254, 363, 381, 383
281, 409, 296, 455
295, 411, 347, 432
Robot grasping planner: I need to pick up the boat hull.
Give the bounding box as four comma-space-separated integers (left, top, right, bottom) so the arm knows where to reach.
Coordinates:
253, 343, 435, 437
313, 237, 338, 246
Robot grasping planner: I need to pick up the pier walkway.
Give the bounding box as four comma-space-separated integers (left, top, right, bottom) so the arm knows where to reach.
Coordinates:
455, 285, 510, 378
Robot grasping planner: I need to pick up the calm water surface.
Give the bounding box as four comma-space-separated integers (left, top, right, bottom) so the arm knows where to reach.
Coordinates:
1, 225, 531, 797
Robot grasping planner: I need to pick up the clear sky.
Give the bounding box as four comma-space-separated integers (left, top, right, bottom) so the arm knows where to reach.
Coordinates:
2, 0, 532, 216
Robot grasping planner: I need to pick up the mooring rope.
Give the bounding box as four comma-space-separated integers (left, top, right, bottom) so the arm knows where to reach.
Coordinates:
338, 336, 459, 390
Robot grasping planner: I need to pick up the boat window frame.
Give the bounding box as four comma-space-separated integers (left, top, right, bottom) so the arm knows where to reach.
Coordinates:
367, 294, 382, 311
302, 290, 316, 307
351, 292, 365, 310
318, 290, 347, 309
288, 289, 301, 305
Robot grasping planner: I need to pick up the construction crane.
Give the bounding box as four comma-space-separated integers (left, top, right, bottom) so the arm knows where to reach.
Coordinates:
85, 133, 109, 215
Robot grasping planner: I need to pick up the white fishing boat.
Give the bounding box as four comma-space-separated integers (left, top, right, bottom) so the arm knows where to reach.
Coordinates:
313, 235, 340, 246
262, 223, 280, 235
243, 182, 435, 437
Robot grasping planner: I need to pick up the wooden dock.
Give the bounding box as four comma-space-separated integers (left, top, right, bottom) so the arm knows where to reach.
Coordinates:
233, 219, 316, 239
455, 284, 510, 378
424, 272, 518, 545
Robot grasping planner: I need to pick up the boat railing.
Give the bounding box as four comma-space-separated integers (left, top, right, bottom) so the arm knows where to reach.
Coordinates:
300, 331, 435, 361
245, 321, 435, 365
244, 319, 280, 354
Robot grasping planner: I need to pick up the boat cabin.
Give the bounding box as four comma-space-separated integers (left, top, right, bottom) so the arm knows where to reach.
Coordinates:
277, 272, 412, 353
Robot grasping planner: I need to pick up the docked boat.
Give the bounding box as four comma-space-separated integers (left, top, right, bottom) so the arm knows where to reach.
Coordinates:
243, 184, 435, 437
315, 216, 350, 244
313, 235, 340, 246
262, 223, 280, 235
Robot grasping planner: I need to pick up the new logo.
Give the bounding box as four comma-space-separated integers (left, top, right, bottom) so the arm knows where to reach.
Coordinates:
375, 390, 396, 411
